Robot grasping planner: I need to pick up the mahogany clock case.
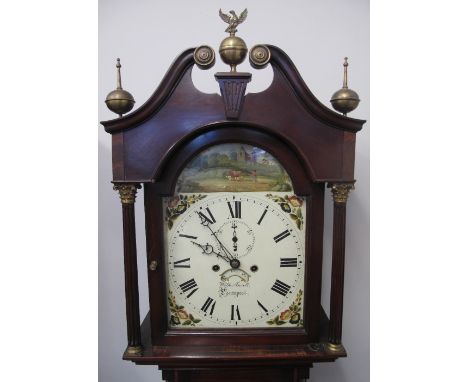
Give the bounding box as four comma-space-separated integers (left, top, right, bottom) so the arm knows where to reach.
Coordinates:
144, 127, 324, 346
102, 45, 365, 368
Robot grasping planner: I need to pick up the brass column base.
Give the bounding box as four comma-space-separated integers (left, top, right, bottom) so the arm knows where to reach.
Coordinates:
326, 342, 345, 352
125, 345, 143, 356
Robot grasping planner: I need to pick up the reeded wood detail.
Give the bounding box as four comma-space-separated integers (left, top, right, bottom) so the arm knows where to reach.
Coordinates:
327, 182, 353, 346
122, 202, 142, 351
215, 72, 252, 119
114, 183, 143, 353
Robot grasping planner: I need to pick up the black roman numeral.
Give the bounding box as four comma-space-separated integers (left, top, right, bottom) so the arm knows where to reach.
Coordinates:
257, 300, 268, 313
179, 234, 197, 240
280, 258, 298, 267
257, 208, 268, 225
199, 208, 216, 224
227, 201, 241, 219
173, 258, 191, 268
231, 305, 241, 320
201, 297, 216, 315
180, 278, 198, 297
271, 279, 291, 296
273, 230, 291, 243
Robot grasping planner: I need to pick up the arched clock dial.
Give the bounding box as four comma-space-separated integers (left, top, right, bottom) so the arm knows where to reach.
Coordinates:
164, 192, 306, 328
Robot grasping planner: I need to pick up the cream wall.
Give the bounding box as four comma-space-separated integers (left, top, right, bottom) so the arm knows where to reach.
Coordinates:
99, 1, 369, 381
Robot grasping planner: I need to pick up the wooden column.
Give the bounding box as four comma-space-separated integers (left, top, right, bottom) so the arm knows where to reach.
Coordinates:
327, 182, 354, 352
113, 183, 143, 355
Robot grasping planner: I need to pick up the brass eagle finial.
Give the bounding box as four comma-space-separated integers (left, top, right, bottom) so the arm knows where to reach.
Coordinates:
219, 8, 248, 35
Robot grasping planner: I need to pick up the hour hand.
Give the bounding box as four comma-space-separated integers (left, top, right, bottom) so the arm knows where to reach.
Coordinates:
191, 241, 214, 254
191, 241, 230, 263
196, 212, 235, 260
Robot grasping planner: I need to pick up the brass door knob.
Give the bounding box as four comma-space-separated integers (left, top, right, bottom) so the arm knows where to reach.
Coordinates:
149, 260, 158, 271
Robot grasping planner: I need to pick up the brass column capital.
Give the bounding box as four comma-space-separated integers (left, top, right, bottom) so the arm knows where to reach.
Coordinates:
113, 183, 142, 204
328, 182, 355, 204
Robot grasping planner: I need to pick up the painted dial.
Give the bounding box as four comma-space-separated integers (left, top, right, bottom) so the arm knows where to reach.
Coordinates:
165, 192, 306, 328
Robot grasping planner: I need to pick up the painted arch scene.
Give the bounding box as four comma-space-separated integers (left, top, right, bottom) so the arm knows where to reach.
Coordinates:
176, 144, 293, 193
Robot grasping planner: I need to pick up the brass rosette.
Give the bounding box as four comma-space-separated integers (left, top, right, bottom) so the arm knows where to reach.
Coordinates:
249, 44, 271, 69
194, 45, 216, 70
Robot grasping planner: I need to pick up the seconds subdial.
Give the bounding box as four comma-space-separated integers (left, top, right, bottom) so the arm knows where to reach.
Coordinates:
217, 220, 255, 259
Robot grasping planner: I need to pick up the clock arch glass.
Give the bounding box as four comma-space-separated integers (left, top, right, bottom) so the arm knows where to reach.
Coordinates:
162, 143, 306, 328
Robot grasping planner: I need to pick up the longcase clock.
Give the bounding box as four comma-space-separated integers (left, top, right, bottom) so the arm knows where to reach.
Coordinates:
102, 9, 365, 382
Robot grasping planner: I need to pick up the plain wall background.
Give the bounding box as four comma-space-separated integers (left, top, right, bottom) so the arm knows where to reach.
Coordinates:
99, 0, 369, 381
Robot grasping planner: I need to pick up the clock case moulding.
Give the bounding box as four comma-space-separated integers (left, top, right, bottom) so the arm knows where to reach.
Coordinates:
101, 45, 365, 378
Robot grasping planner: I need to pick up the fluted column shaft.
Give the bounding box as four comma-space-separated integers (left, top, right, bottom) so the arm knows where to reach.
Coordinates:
113, 183, 143, 355
327, 182, 354, 351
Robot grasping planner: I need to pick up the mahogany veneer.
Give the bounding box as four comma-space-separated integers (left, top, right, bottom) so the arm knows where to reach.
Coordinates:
102, 44, 364, 381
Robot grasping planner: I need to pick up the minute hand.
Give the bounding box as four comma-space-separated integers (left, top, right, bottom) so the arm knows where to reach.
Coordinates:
196, 212, 235, 260
207, 224, 236, 260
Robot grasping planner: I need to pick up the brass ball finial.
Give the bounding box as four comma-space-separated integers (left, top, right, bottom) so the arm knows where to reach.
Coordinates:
330, 57, 360, 116
105, 58, 135, 117
218, 9, 248, 72
219, 35, 248, 72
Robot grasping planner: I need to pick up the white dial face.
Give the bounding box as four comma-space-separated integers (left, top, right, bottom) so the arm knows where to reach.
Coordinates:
164, 192, 306, 328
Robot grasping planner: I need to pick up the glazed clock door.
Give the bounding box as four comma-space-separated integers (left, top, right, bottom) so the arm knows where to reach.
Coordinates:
162, 144, 306, 329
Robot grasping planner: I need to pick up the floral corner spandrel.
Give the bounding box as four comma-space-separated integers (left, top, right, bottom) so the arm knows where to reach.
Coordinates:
265, 194, 304, 230
168, 290, 201, 326
266, 289, 304, 327
165, 194, 207, 230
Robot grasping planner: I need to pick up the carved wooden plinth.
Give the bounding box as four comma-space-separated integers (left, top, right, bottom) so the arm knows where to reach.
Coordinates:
215, 72, 252, 119
162, 367, 309, 382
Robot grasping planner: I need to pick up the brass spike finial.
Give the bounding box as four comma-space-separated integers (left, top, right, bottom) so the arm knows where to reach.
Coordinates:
342, 57, 349, 88
105, 58, 135, 118
116, 58, 122, 89
330, 56, 360, 116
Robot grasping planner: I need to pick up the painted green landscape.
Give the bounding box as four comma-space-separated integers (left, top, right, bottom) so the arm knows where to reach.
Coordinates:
176, 144, 293, 193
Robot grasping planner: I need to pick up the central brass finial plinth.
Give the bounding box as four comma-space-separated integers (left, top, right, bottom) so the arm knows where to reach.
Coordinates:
218, 9, 248, 72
